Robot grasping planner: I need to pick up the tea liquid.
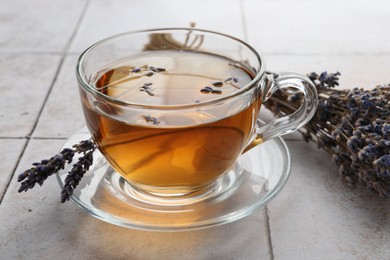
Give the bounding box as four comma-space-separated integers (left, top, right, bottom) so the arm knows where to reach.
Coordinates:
82, 50, 260, 193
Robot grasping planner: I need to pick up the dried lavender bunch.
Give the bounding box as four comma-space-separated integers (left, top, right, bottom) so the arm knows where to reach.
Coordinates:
265, 72, 390, 197
17, 139, 96, 202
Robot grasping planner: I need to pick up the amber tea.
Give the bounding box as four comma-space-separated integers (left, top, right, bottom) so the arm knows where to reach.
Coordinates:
80, 50, 261, 195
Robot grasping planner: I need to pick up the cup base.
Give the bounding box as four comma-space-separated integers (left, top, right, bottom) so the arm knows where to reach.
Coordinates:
115, 164, 245, 206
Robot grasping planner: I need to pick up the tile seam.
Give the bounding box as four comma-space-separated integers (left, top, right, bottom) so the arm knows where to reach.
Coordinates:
264, 206, 275, 260
239, 0, 249, 42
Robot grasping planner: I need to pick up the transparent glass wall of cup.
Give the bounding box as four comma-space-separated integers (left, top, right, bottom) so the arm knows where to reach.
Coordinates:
76, 28, 318, 201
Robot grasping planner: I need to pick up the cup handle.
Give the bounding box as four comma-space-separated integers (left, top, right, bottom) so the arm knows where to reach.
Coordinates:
243, 72, 318, 153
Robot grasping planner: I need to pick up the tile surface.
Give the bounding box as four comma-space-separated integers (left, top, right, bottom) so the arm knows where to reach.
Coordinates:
33, 55, 85, 138
0, 0, 87, 52
0, 54, 61, 137
244, 0, 390, 55
263, 54, 390, 89
270, 141, 390, 259
0, 139, 26, 199
70, 0, 244, 52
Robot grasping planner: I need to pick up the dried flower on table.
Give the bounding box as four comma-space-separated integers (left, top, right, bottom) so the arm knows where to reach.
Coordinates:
264, 71, 390, 197
61, 144, 95, 203
17, 139, 96, 203
17, 149, 75, 193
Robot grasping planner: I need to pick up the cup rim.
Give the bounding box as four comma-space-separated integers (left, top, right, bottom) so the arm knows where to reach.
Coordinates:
76, 28, 266, 109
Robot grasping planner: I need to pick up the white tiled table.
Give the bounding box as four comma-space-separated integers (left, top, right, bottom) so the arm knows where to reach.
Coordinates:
1, 0, 389, 259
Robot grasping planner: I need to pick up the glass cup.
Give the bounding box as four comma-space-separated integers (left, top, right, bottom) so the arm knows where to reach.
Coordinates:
76, 28, 317, 204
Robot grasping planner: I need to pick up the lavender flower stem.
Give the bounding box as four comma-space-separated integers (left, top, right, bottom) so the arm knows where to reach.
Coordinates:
265, 71, 390, 197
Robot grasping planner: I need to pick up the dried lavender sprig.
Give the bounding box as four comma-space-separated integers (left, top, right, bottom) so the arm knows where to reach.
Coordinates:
17, 148, 75, 192
307, 71, 341, 89
61, 149, 94, 203
72, 139, 95, 154
264, 72, 390, 197
17, 139, 96, 202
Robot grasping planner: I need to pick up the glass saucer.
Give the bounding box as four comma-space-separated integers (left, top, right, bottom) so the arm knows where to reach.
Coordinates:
57, 126, 291, 231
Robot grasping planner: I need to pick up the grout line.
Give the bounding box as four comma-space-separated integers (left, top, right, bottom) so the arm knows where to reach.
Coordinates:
31, 137, 68, 140
258, 52, 390, 56
62, 0, 91, 54
65, 51, 82, 56
0, 137, 26, 140
2, 50, 390, 57
239, 0, 249, 42
0, 50, 63, 55
0, 136, 68, 140
0, 139, 29, 204
284, 138, 305, 142
0, 50, 82, 56
264, 206, 275, 260
0, 0, 91, 206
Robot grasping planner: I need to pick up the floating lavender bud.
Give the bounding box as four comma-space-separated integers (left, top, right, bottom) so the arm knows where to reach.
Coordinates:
149, 66, 158, 72
211, 81, 224, 87
143, 115, 159, 124
224, 77, 239, 84
200, 86, 213, 94
224, 77, 233, 83
131, 68, 141, 73
139, 83, 155, 96
211, 89, 222, 94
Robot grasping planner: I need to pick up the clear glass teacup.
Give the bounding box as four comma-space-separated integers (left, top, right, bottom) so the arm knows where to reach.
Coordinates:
76, 28, 317, 203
